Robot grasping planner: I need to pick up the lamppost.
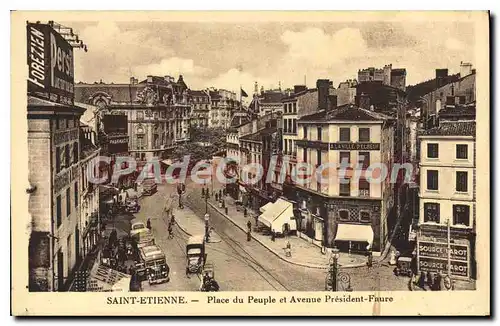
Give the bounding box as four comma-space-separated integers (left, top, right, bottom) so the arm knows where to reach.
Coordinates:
326, 247, 353, 292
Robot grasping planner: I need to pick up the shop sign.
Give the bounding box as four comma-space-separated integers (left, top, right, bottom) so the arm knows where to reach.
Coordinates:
418, 241, 468, 261
295, 140, 329, 151
27, 23, 74, 105
418, 257, 469, 277
330, 142, 380, 151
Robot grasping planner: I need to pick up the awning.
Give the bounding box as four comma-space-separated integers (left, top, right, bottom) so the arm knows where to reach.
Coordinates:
86, 263, 131, 292
334, 224, 374, 250
259, 202, 274, 214
258, 198, 296, 233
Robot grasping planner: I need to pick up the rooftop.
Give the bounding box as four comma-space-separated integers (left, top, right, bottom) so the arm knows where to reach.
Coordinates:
420, 121, 476, 137
299, 104, 393, 122
240, 126, 277, 142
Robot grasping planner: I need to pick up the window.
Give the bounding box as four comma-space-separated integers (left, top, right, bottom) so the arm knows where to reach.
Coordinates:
66, 188, 71, 217
303, 126, 308, 139
339, 179, 351, 196
453, 205, 470, 226
284, 139, 288, 153
293, 102, 297, 113
338, 210, 349, 221
456, 171, 468, 192
73, 142, 79, 164
56, 118, 60, 130
359, 178, 370, 197
283, 119, 288, 133
456, 144, 468, 159
358, 152, 370, 169
303, 148, 307, 162
340, 128, 350, 142
424, 203, 440, 223
359, 211, 371, 223
288, 119, 292, 134
317, 150, 322, 166
56, 195, 62, 227
74, 182, 78, 208
292, 119, 297, 134
339, 152, 350, 164
64, 144, 70, 168
426, 170, 439, 190
137, 111, 144, 120
427, 143, 439, 158
317, 127, 322, 141
56, 147, 61, 172
359, 128, 370, 142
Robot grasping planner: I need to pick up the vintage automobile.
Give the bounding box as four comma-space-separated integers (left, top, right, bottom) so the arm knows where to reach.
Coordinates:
132, 229, 155, 249
393, 256, 413, 277
141, 178, 158, 196
186, 235, 206, 275
200, 262, 219, 292
125, 199, 140, 213
130, 221, 148, 238
135, 245, 170, 285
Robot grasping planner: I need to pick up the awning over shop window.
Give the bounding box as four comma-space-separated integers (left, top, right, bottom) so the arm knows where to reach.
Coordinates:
86, 263, 131, 292
258, 198, 296, 233
259, 202, 274, 214
334, 224, 374, 250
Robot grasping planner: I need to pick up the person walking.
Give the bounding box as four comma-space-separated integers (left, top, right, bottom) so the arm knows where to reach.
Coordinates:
247, 220, 252, 232
366, 251, 373, 269
168, 223, 174, 239
146, 218, 152, 230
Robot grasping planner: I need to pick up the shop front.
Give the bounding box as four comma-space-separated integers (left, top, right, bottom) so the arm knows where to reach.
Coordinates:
417, 224, 475, 281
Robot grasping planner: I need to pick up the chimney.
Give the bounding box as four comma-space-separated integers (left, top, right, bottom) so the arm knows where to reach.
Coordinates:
358, 93, 370, 110
460, 62, 473, 78
327, 95, 337, 111
316, 79, 330, 110
147, 75, 153, 83
130, 77, 138, 85
294, 85, 307, 94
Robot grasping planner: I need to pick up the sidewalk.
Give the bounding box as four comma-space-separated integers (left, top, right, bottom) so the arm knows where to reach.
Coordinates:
207, 192, 369, 269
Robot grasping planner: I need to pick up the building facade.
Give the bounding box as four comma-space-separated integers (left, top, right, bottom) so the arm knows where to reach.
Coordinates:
333, 79, 357, 106
294, 105, 395, 255
417, 121, 476, 281
75, 75, 192, 162
358, 64, 407, 91
190, 90, 210, 128
208, 88, 237, 128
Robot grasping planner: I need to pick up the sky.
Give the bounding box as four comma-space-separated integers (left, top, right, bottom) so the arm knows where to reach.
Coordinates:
68, 21, 475, 102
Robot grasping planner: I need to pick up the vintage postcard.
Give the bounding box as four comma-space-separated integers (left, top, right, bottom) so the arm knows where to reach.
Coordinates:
11, 11, 490, 316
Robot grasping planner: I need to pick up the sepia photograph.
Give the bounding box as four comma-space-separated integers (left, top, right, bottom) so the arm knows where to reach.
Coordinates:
11, 10, 490, 316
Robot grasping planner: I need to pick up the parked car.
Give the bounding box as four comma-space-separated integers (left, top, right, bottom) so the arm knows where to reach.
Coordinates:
130, 221, 148, 238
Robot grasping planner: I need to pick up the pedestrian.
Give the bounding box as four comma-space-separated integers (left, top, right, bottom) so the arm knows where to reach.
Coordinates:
285, 241, 291, 257
170, 214, 175, 226
247, 230, 251, 242
426, 271, 434, 289
247, 220, 252, 232
433, 273, 442, 291
417, 271, 426, 289
146, 218, 151, 230
168, 223, 173, 239
271, 231, 276, 242
366, 251, 373, 269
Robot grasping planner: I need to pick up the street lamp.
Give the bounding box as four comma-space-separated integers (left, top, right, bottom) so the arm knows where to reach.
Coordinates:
326, 247, 353, 292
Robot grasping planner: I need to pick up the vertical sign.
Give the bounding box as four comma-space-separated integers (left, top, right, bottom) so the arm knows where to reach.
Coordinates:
27, 23, 74, 105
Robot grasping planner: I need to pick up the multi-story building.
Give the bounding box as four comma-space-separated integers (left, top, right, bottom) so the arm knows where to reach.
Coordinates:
75, 74, 191, 162
420, 63, 476, 122
27, 22, 87, 292
190, 90, 210, 128
250, 84, 287, 117
78, 123, 100, 260
358, 64, 407, 91
28, 97, 85, 292
208, 88, 237, 128
333, 79, 357, 106
294, 105, 395, 255
417, 120, 476, 282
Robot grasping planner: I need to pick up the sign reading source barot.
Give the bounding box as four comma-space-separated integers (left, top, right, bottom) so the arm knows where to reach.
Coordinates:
27, 23, 74, 105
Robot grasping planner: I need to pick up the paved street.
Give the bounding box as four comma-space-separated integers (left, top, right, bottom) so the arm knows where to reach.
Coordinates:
125, 179, 410, 291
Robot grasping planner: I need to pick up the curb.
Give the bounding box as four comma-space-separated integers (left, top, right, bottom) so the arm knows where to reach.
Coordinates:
207, 202, 336, 270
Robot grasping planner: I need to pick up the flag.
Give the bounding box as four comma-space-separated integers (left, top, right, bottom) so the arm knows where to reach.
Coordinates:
241, 88, 248, 97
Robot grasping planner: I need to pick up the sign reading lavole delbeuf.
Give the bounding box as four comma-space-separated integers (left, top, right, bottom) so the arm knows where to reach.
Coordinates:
11, 10, 490, 316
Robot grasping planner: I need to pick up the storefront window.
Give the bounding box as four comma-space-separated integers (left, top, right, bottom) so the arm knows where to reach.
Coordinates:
338, 210, 349, 221
359, 211, 370, 223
